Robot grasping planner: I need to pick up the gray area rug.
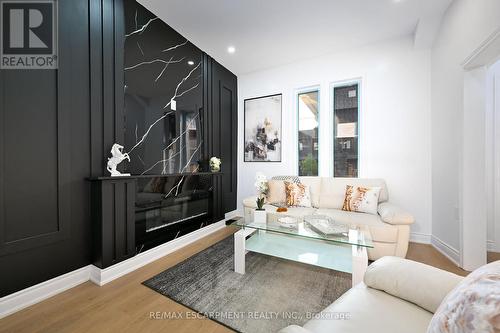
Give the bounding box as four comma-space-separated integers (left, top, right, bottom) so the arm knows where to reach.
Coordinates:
143, 235, 351, 333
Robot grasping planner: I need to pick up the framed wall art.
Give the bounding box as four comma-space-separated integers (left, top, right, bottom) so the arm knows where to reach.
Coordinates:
244, 94, 282, 162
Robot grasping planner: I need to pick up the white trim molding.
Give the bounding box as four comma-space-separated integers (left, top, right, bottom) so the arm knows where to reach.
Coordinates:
410, 232, 431, 244
0, 265, 92, 319
0, 219, 229, 319
89, 220, 226, 286
431, 235, 460, 266
462, 27, 500, 70
487, 239, 499, 252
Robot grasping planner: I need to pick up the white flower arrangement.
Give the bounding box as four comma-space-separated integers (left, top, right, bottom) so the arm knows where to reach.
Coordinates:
254, 172, 268, 210
254, 172, 268, 195
209, 157, 221, 172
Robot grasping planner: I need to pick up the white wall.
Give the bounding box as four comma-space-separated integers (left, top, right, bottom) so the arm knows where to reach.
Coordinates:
237, 37, 433, 239
431, 0, 500, 253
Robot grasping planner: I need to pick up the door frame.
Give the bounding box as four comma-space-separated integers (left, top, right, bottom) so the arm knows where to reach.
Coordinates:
461, 27, 500, 270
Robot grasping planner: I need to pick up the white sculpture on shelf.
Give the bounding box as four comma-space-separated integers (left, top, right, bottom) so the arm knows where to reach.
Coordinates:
107, 143, 131, 177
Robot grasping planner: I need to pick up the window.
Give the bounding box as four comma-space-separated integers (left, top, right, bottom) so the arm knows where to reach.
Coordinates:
333, 83, 359, 177
298, 90, 319, 176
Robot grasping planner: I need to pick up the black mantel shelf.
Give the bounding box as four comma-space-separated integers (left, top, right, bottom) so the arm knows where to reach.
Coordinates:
87, 171, 223, 181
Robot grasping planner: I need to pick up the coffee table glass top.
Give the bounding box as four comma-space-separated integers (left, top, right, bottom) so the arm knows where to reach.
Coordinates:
233, 214, 373, 248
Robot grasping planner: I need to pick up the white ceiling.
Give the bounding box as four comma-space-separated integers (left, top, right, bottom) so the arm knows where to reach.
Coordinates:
139, 0, 452, 75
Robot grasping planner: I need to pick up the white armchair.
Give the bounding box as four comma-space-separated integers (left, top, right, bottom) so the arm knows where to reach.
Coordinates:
279, 257, 463, 333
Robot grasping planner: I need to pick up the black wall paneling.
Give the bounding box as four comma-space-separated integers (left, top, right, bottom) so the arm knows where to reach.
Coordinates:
91, 178, 136, 268
0, 0, 91, 296
90, 0, 125, 177
0, 0, 237, 297
211, 61, 238, 213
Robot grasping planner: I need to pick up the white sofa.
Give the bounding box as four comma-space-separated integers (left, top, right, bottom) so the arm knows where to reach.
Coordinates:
243, 177, 415, 260
279, 256, 464, 333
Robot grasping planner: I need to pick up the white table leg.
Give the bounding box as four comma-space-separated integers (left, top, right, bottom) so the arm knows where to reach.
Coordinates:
234, 228, 257, 274
352, 245, 368, 287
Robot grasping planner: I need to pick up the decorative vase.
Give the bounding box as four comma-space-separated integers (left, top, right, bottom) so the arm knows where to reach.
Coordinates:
254, 209, 267, 223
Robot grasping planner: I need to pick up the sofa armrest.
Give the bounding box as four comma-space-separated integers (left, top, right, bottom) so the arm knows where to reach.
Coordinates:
243, 196, 259, 209
278, 325, 311, 333
364, 256, 463, 313
378, 202, 415, 225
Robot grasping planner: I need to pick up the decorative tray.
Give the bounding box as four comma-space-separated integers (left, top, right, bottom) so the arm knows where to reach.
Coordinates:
304, 215, 348, 235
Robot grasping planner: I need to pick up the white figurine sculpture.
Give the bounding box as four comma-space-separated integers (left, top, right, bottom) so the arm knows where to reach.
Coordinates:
107, 143, 131, 177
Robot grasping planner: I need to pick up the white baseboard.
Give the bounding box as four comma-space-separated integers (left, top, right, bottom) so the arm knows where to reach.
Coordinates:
90, 220, 226, 286
487, 241, 500, 252
431, 235, 460, 266
0, 265, 92, 319
410, 232, 431, 244
1, 219, 229, 318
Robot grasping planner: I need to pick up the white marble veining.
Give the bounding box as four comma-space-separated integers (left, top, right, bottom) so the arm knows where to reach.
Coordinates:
127, 60, 201, 157
162, 39, 188, 53
162, 62, 201, 109
125, 7, 203, 176
125, 17, 158, 38
124, 57, 185, 71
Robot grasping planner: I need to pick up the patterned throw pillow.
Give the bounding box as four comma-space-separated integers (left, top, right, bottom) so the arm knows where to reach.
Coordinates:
272, 175, 301, 184
342, 185, 381, 215
284, 181, 312, 207
427, 261, 500, 333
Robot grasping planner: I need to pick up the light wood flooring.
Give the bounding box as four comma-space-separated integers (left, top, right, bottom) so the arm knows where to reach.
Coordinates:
1, 226, 498, 333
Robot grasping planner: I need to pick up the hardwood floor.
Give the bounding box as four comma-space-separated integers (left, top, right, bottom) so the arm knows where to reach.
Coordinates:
488, 251, 500, 263
1, 227, 237, 333
1, 226, 496, 333
406, 242, 469, 276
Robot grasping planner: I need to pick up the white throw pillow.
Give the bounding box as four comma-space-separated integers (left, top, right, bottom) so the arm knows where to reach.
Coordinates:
342, 185, 381, 215
267, 179, 286, 206
427, 260, 500, 333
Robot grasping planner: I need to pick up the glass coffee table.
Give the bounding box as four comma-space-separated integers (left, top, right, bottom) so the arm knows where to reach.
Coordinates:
232, 214, 373, 287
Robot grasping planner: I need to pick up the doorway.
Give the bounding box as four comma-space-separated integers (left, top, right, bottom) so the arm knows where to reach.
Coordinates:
486, 59, 500, 260
461, 29, 500, 270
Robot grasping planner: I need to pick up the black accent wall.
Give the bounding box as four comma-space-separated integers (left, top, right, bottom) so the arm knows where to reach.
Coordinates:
123, 1, 204, 175
0, 0, 237, 297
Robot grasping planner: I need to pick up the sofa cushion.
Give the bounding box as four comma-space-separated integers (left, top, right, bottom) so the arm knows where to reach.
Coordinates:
368, 241, 398, 259
378, 202, 415, 225
315, 209, 399, 243
300, 283, 433, 333
264, 205, 317, 218
319, 178, 388, 209
364, 256, 463, 313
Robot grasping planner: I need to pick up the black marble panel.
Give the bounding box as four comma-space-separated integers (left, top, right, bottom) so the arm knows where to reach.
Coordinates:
123, 0, 203, 175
